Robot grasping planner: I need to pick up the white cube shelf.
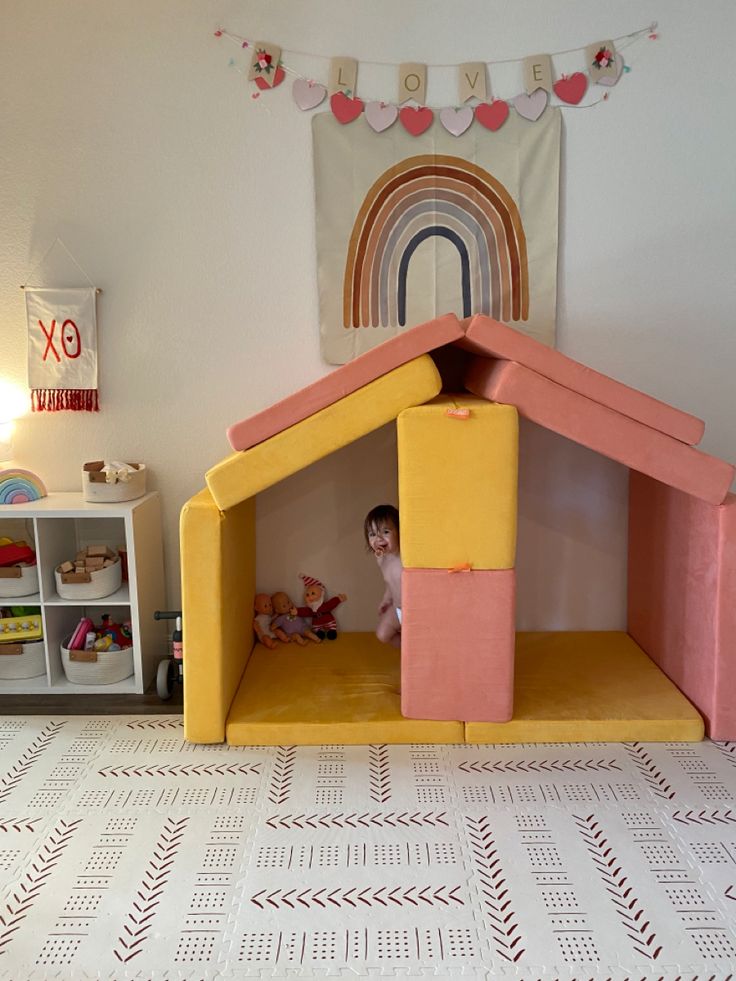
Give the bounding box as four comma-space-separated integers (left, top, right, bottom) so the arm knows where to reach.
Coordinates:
0, 491, 166, 694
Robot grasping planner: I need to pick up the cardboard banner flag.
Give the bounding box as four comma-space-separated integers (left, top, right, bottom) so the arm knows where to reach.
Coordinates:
25, 287, 99, 411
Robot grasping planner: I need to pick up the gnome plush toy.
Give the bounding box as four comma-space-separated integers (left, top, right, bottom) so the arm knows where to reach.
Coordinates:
295, 574, 347, 640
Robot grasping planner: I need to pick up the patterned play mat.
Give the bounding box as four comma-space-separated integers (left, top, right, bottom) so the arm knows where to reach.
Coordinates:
1, 716, 736, 979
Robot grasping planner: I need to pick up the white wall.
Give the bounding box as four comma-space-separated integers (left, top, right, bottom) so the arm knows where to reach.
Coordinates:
1, 0, 734, 632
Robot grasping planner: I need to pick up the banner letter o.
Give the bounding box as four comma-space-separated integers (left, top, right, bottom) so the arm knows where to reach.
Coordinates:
61, 319, 81, 359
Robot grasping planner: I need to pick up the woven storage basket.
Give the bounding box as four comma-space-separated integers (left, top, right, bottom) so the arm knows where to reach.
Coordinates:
82, 464, 146, 503
0, 565, 39, 599
55, 557, 122, 600
61, 637, 134, 685
0, 640, 46, 680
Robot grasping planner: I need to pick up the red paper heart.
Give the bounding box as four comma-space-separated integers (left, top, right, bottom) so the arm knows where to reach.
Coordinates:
254, 66, 285, 90
474, 100, 509, 132
330, 91, 364, 124
553, 72, 588, 105
399, 106, 434, 136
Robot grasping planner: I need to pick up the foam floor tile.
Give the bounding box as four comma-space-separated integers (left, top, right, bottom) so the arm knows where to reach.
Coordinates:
1, 718, 736, 979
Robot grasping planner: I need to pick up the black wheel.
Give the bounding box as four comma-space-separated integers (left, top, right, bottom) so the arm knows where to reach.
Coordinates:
156, 657, 177, 700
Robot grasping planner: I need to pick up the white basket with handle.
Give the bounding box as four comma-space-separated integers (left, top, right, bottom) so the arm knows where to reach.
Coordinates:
61, 637, 134, 685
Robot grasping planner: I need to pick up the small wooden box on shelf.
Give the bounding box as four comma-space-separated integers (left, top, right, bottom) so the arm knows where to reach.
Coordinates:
0, 491, 166, 695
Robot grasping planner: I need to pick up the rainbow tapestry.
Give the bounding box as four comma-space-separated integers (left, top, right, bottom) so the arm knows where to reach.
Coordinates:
313, 109, 560, 365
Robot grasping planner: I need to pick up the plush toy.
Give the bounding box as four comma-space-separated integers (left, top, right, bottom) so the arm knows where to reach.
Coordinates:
271, 591, 321, 646
253, 593, 283, 649
295, 574, 347, 641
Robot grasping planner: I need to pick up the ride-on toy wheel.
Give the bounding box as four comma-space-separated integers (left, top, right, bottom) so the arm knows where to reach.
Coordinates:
156, 657, 177, 700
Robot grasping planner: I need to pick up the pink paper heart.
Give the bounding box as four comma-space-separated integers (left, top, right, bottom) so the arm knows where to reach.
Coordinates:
399, 106, 434, 136
553, 72, 588, 105
474, 100, 509, 132
439, 106, 474, 137
513, 88, 548, 121
330, 91, 364, 124
365, 101, 399, 133
597, 53, 624, 87
292, 78, 326, 110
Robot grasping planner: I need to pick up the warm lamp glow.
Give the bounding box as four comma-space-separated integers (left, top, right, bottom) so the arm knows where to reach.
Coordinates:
0, 379, 27, 463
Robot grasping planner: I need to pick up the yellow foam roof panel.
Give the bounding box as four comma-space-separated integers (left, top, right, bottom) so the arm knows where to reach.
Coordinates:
206, 355, 442, 512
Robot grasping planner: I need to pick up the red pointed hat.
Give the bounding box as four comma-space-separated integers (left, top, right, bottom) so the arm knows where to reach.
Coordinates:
300, 573, 324, 592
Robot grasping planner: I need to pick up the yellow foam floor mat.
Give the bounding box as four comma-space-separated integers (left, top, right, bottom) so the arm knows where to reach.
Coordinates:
225, 631, 703, 745
467, 631, 704, 743
226, 633, 465, 745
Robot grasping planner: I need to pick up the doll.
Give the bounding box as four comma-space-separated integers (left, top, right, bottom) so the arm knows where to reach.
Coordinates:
270, 591, 321, 645
295, 574, 347, 640
253, 593, 287, 649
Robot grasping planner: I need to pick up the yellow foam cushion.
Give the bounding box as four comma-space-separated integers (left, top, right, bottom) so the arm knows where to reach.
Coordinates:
398, 395, 518, 569
465, 631, 704, 743
226, 632, 464, 745
180, 489, 256, 743
206, 355, 442, 513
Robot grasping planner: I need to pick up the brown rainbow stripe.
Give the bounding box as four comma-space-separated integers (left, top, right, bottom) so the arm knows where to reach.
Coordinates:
343, 154, 528, 329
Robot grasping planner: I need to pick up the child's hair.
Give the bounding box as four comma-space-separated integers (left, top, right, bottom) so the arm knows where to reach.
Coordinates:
363, 504, 400, 550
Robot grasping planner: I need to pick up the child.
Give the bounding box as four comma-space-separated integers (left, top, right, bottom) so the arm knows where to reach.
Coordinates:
364, 504, 402, 648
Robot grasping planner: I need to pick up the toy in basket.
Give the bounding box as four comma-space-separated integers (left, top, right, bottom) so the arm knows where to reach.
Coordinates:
61, 613, 134, 685
55, 545, 122, 600
82, 460, 146, 503
0, 538, 39, 598
0, 607, 46, 680
154, 610, 182, 700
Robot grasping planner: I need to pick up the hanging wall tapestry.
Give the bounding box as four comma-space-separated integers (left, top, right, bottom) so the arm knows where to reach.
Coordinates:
313, 109, 561, 365
25, 287, 99, 411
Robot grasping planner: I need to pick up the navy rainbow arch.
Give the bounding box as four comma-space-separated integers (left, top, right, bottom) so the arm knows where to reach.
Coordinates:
343, 154, 529, 328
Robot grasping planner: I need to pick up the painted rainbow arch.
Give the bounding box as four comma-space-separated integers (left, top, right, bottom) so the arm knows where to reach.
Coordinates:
343, 154, 529, 329
0, 469, 47, 505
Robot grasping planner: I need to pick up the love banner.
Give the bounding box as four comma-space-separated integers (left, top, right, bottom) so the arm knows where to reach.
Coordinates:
25, 287, 99, 411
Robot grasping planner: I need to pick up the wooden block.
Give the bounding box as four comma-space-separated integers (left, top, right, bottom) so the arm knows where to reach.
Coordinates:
59, 561, 75, 574
85, 557, 105, 570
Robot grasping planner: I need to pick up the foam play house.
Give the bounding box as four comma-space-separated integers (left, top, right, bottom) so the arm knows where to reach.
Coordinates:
180, 314, 735, 746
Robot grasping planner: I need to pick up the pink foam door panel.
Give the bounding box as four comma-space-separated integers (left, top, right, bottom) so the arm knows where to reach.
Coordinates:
459, 315, 704, 445
401, 568, 515, 722
628, 472, 736, 740
227, 314, 464, 451
466, 357, 734, 506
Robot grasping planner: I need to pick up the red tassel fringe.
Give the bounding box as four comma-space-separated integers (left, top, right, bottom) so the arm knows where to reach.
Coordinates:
32, 389, 99, 412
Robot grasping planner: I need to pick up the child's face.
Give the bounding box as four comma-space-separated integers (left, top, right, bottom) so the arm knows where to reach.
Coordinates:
367, 519, 399, 556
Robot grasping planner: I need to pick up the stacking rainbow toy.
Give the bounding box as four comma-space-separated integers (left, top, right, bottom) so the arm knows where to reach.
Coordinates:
0, 469, 47, 505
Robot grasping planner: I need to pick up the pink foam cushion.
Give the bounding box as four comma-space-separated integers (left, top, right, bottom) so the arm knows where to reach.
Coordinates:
460, 315, 705, 446
466, 357, 734, 506
401, 568, 515, 723
628, 473, 736, 740
227, 314, 464, 451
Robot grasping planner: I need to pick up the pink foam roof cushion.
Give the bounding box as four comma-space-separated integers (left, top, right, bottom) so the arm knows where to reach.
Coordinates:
628, 473, 736, 739
227, 314, 464, 451
466, 357, 734, 506
460, 315, 705, 446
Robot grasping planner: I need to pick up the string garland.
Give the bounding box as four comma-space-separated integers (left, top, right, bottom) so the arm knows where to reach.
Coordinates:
214, 22, 657, 114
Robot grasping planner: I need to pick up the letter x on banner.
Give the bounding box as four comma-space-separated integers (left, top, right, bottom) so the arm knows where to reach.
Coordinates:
25, 287, 99, 411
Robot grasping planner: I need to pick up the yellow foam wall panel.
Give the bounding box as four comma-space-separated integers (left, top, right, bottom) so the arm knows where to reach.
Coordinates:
398, 395, 518, 569
206, 355, 442, 513
180, 489, 256, 743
